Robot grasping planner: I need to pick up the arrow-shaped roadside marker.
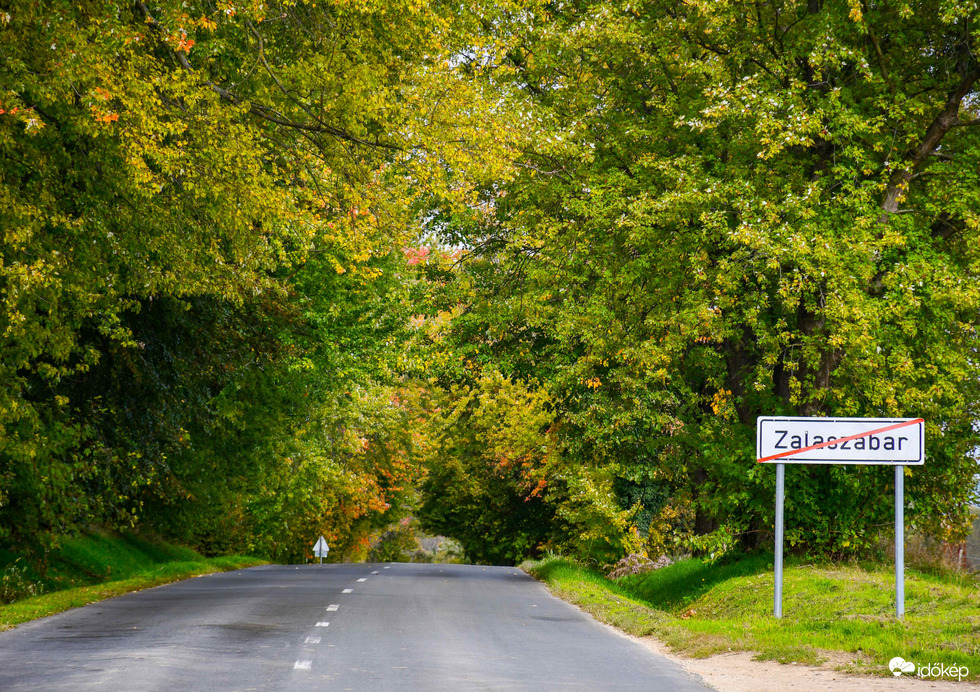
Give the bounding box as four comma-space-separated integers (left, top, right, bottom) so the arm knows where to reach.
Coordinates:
313, 536, 329, 564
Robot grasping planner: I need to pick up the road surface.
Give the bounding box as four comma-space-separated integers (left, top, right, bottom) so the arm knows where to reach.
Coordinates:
0, 562, 711, 691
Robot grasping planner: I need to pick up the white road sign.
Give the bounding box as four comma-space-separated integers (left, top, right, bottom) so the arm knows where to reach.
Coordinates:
314, 536, 329, 557
757, 417, 924, 465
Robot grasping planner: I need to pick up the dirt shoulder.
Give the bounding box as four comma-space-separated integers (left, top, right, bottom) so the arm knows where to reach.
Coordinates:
635, 635, 974, 692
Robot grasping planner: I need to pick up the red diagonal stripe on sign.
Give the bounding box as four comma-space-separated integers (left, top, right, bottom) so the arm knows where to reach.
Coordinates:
757, 418, 924, 463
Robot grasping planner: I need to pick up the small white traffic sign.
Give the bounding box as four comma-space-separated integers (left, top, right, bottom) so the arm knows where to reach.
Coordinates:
314, 536, 329, 563
757, 417, 924, 465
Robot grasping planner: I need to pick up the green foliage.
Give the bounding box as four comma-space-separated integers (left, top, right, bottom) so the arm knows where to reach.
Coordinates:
0, 0, 507, 562
4, 0, 979, 573
544, 456, 645, 564
417, 370, 558, 564
368, 520, 423, 563
0, 559, 42, 605
424, 0, 980, 561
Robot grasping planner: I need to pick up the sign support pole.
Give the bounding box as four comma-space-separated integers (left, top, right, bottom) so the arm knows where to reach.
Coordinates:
895, 465, 904, 618
774, 462, 785, 619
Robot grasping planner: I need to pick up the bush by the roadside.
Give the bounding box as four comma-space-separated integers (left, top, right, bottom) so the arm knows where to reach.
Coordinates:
606, 553, 673, 579
0, 559, 43, 604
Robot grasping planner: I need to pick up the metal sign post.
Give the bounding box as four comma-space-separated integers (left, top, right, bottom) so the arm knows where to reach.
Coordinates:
774, 463, 785, 619
895, 466, 904, 617
758, 417, 924, 620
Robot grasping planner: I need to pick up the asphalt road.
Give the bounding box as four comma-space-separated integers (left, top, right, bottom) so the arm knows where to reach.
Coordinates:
0, 562, 712, 691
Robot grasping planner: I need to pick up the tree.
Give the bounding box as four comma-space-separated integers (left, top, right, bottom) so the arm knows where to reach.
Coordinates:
0, 0, 512, 557
427, 0, 980, 558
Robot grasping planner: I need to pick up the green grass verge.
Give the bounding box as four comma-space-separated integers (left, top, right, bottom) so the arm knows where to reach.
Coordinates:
0, 533, 266, 631
522, 554, 980, 681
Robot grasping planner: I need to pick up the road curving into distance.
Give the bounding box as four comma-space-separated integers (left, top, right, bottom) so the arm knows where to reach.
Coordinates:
0, 562, 711, 691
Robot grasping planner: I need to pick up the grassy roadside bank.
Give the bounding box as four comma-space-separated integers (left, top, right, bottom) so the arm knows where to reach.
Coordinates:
0, 533, 265, 631
522, 555, 979, 682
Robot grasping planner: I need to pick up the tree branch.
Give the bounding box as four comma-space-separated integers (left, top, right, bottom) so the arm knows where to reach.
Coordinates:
879, 64, 980, 216
134, 2, 402, 152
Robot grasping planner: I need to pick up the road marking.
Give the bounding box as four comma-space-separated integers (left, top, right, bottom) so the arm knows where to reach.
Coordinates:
305, 636, 321, 644
326, 604, 339, 611
294, 660, 312, 670
315, 621, 330, 627
357, 578, 367, 582
371, 570, 379, 574
383, 566, 391, 569
342, 588, 353, 593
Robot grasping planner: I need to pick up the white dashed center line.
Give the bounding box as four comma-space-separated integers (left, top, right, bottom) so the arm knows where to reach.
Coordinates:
371, 571, 379, 575
357, 578, 367, 582
315, 621, 330, 627
383, 566, 391, 569
305, 636, 321, 644
294, 660, 312, 670
326, 604, 339, 611
342, 588, 353, 594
